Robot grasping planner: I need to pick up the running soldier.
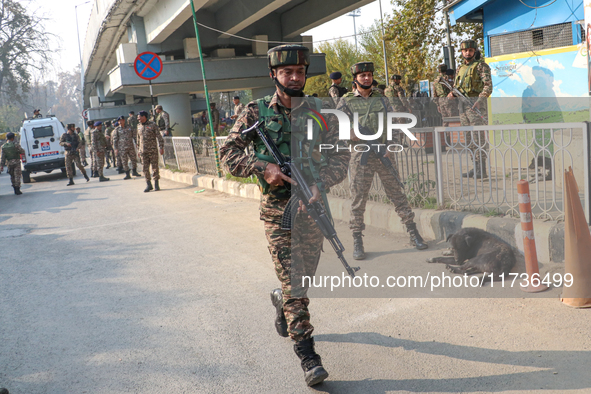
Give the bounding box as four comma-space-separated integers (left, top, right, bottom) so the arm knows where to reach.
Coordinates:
60, 124, 90, 186
91, 121, 110, 182
448, 39, 492, 179
137, 110, 164, 192
0, 132, 25, 195
220, 45, 350, 387
113, 116, 141, 179
338, 62, 428, 260
328, 71, 348, 108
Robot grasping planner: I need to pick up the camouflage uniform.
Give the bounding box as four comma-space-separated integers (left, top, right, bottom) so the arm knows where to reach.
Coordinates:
113, 124, 137, 172
433, 75, 456, 126
1, 140, 25, 188
137, 120, 164, 181
60, 132, 87, 178
328, 83, 348, 108
220, 92, 350, 341
85, 126, 96, 173
77, 130, 87, 162
337, 90, 415, 233
234, 103, 245, 117
455, 51, 493, 171
104, 125, 116, 167
211, 107, 220, 135
384, 82, 412, 113
128, 115, 138, 139
156, 111, 170, 134
91, 128, 108, 177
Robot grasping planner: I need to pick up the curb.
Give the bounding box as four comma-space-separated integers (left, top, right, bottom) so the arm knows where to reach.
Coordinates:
160, 169, 565, 264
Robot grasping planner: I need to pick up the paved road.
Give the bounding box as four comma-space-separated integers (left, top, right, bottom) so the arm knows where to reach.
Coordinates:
1, 169, 590, 393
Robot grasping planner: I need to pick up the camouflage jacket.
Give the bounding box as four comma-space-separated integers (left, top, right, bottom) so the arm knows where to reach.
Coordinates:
0, 141, 25, 166
234, 103, 246, 116
127, 115, 138, 131
433, 75, 450, 98
91, 129, 108, 153
328, 84, 348, 107
137, 120, 164, 153
455, 58, 493, 102
60, 132, 80, 153
112, 125, 135, 151
384, 83, 412, 112
77, 131, 86, 146
211, 108, 220, 127
156, 111, 170, 131
220, 92, 350, 220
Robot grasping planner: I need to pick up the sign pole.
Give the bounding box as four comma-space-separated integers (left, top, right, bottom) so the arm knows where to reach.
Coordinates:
149, 79, 155, 117
189, 0, 222, 178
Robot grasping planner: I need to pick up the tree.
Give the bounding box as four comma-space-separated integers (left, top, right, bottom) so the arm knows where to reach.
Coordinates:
0, 0, 54, 104
383, 0, 483, 90
305, 39, 361, 97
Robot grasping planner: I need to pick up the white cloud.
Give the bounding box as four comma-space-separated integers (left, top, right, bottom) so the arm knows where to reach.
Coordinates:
537, 58, 565, 71
552, 79, 574, 97
497, 88, 517, 98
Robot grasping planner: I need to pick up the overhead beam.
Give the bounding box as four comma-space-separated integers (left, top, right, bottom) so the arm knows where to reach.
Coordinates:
143, 0, 208, 44
281, 0, 373, 39
215, 0, 291, 38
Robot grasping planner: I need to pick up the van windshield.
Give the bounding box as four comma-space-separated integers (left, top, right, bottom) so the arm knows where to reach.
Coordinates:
32, 126, 53, 138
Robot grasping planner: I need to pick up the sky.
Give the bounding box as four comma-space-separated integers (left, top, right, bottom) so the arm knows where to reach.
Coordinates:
39, 0, 394, 79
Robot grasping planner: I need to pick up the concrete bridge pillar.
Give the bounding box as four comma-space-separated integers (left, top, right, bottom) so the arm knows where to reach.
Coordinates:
157, 94, 192, 136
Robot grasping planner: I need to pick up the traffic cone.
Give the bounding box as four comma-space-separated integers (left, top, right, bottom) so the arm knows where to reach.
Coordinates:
560, 167, 591, 307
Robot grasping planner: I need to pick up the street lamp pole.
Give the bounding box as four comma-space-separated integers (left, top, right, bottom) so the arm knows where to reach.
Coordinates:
348, 9, 361, 51
75, 1, 91, 129
378, 0, 389, 82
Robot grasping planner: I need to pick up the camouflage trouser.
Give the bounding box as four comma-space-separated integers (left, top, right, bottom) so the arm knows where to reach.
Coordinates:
78, 145, 86, 162
89, 148, 97, 172
120, 147, 137, 172
141, 150, 160, 181
6, 159, 22, 188
105, 149, 115, 166
263, 208, 323, 341
460, 104, 489, 166
115, 151, 121, 168
65, 152, 87, 179
94, 151, 105, 177
349, 150, 414, 234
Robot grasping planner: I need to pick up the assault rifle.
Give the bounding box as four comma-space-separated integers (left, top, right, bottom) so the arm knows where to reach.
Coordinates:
243, 121, 360, 278
438, 79, 487, 122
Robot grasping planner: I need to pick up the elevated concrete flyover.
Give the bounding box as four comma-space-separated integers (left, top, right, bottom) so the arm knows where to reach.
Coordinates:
82, 0, 372, 135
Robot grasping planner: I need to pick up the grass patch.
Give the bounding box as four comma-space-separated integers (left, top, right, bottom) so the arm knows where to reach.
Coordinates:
225, 173, 258, 184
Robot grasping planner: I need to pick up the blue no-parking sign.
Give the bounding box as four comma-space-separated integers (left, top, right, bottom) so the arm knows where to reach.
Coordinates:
134, 52, 163, 80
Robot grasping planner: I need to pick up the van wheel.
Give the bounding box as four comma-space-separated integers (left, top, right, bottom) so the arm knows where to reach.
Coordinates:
22, 170, 31, 183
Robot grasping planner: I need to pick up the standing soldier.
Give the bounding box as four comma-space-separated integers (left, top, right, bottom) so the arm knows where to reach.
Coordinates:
76, 127, 88, 166
384, 74, 413, 113
85, 120, 97, 177
155, 105, 171, 136
127, 111, 138, 139
103, 121, 115, 169
328, 71, 348, 108
339, 62, 428, 260
32, 109, 42, 118
113, 115, 141, 179
0, 132, 25, 195
137, 110, 164, 192
220, 45, 350, 387
209, 103, 220, 135
60, 124, 90, 186
90, 121, 110, 182
230, 96, 245, 121
448, 39, 492, 179
433, 64, 453, 126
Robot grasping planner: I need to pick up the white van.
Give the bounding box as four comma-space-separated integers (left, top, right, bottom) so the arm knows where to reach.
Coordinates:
20, 116, 72, 183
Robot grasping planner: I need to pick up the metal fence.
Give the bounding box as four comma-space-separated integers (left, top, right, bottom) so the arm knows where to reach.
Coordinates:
159, 123, 590, 223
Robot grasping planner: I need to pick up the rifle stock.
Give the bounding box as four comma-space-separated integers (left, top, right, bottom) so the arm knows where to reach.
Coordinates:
438, 79, 487, 122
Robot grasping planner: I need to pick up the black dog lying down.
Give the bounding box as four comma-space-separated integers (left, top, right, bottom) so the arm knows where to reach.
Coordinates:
427, 227, 516, 281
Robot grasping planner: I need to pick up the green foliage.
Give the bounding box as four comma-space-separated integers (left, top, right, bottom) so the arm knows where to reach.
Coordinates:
225, 173, 258, 184
306, 40, 361, 97
404, 172, 437, 207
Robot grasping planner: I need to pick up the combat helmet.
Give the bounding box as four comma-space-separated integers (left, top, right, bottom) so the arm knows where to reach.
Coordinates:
267, 44, 310, 96
460, 39, 478, 50
350, 62, 374, 90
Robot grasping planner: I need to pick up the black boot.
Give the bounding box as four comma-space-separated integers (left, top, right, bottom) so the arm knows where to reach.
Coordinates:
92, 170, 98, 178
154, 179, 160, 191
270, 289, 288, 337
13, 186, 22, 195
84, 172, 90, 182
99, 175, 110, 182
352, 232, 365, 260
132, 168, 141, 177
106, 162, 110, 169
67, 178, 75, 186
407, 223, 428, 250
294, 338, 329, 386
144, 180, 153, 192
123, 170, 131, 180
117, 166, 124, 174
